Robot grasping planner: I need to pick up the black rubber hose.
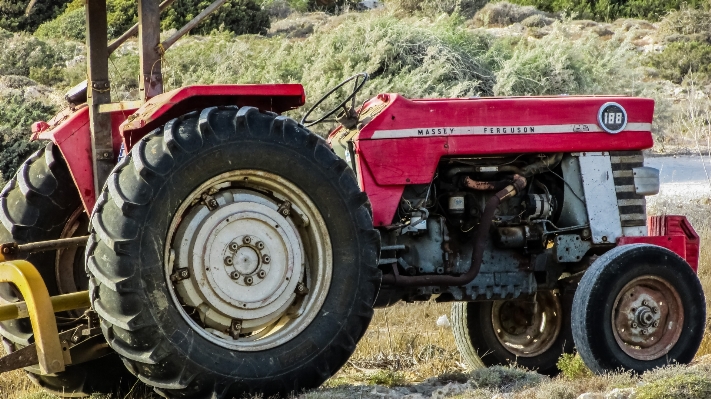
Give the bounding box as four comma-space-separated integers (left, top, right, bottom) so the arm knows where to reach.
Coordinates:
381, 174, 527, 287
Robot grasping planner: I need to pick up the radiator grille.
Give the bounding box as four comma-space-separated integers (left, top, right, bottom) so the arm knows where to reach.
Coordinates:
610, 151, 646, 227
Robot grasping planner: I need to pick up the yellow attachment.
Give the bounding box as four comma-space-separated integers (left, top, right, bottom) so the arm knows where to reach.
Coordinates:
0, 291, 89, 322
0, 259, 65, 374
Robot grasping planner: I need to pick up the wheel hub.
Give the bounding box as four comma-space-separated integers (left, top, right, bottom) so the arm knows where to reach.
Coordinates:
612, 276, 683, 360
492, 291, 562, 358
166, 170, 332, 352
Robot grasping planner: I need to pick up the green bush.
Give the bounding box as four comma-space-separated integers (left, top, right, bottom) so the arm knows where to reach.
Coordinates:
493, 26, 643, 96
0, 29, 78, 78
162, 0, 270, 35
507, 0, 708, 21
0, 0, 71, 33
366, 370, 406, 387
556, 353, 592, 379
647, 41, 711, 84
385, 0, 490, 18
0, 94, 56, 185
34, 7, 85, 42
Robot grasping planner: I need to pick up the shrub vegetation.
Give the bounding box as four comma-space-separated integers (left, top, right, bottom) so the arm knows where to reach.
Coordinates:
507, 0, 709, 21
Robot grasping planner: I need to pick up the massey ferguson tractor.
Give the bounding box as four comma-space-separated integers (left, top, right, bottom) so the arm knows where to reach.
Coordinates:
0, 0, 705, 398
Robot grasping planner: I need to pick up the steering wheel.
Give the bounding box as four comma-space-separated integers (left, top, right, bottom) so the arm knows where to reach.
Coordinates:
300, 72, 369, 127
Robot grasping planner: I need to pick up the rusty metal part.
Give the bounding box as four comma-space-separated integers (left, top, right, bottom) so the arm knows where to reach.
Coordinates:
492, 291, 563, 357
381, 174, 527, 287
138, 0, 163, 100
463, 176, 512, 191
611, 276, 684, 361
0, 236, 90, 261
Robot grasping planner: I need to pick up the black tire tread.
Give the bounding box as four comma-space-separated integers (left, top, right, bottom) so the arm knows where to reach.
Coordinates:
88, 106, 380, 398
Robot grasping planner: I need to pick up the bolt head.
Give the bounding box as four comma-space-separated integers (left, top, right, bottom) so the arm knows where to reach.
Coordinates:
224, 257, 233, 266
245, 276, 254, 285
642, 300, 649, 306
262, 254, 270, 264
631, 322, 638, 328
230, 271, 240, 280
653, 320, 659, 328
229, 242, 239, 251
243, 236, 252, 244
652, 307, 659, 314
180, 270, 189, 278
256, 241, 264, 249
641, 329, 648, 335
257, 270, 266, 278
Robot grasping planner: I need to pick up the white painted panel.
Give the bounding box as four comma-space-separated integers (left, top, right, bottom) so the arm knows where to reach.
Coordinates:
578, 153, 623, 244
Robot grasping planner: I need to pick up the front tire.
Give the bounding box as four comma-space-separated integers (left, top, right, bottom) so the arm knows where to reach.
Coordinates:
451, 289, 574, 376
87, 106, 380, 398
571, 244, 705, 374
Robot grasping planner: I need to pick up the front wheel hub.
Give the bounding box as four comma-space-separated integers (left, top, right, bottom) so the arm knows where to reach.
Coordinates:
166, 170, 332, 351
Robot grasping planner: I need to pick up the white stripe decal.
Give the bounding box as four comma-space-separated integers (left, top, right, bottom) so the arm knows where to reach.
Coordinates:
370, 123, 652, 139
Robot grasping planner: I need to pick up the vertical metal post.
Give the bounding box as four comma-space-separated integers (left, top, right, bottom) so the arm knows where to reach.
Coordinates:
138, 0, 163, 101
85, 0, 114, 195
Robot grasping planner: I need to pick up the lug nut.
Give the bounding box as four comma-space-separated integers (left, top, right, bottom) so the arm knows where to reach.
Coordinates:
641, 329, 648, 335
224, 257, 233, 266
230, 271, 240, 280
229, 242, 239, 251
245, 276, 254, 285
652, 307, 659, 314
256, 241, 264, 249
631, 322, 637, 328
258, 270, 266, 278
262, 255, 270, 264
243, 236, 252, 244
653, 320, 659, 328
642, 300, 648, 306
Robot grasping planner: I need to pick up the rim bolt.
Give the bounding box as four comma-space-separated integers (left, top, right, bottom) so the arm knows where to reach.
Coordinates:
642, 300, 648, 306
653, 320, 659, 328
229, 242, 239, 252
243, 236, 252, 244
245, 276, 254, 285
263, 255, 270, 264
631, 322, 638, 328
224, 257, 233, 266
258, 270, 266, 278
652, 307, 659, 314
230, 271, 240, 280
256, 241, 264, 249
641, 329, 648, 335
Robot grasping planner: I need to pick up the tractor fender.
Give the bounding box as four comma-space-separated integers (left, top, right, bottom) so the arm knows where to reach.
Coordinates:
120, 84, 305, 149
31, 84, 305, 214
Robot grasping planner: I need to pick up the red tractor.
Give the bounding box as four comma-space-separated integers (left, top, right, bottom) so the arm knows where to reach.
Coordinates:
0, 1, 705, 398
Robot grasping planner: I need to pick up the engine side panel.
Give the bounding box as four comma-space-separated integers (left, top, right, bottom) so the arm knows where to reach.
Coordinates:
347, 94, 654, 226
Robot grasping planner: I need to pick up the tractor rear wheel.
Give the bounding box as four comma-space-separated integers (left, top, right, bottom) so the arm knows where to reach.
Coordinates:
0, 143, 137, 397
451, 289, 574, 376
572, 244, 705, 374
87, 106, 380, 398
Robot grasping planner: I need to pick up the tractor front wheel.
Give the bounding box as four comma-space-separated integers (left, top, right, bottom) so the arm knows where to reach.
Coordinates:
87, 106, 380, 398
451, 289, 574, 376
571, 244, 705, 373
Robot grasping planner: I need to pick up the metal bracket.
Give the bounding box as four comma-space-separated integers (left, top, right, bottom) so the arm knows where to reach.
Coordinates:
170, 268, 190, 282
554, 234, 592, 263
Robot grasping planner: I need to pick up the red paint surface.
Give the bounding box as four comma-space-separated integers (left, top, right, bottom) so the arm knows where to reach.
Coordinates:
121, 84, 306, 149
34, 84, 306, 213
618, 215, 700, 272
346, 94, 655, 225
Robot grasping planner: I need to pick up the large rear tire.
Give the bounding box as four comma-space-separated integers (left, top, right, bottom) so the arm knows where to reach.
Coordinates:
451, 289, 574, 376
87, 106, 380, 398
0, 143, 136, 397
572, 244, 705, 374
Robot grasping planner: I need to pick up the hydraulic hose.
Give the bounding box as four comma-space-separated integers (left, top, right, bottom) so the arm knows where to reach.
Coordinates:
381, 174, 527, 287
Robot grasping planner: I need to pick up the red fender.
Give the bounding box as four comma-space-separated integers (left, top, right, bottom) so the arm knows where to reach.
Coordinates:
33, 84, 305, 212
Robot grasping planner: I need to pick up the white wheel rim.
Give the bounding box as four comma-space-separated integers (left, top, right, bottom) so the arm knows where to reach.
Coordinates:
164, 170, 332, 351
